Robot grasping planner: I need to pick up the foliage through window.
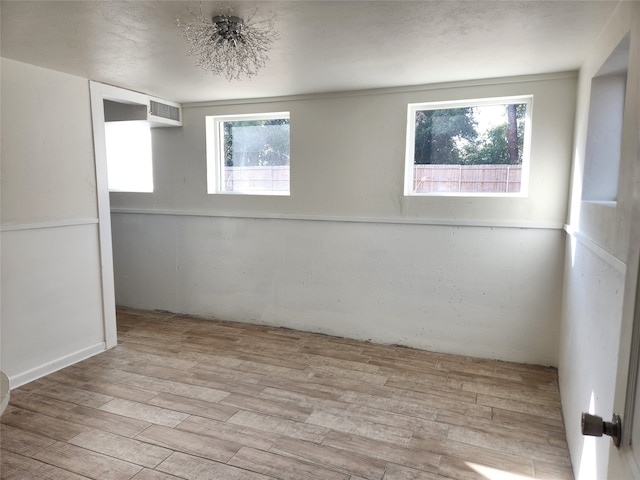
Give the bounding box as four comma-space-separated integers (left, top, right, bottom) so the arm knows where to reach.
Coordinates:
405, 96, 532, 196
206, 112, 290, 195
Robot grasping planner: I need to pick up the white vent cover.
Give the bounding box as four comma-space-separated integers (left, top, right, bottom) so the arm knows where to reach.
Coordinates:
150, 100, 181, 122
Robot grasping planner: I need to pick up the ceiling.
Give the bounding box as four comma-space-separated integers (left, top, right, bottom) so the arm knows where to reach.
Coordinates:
0, 1, 621, 104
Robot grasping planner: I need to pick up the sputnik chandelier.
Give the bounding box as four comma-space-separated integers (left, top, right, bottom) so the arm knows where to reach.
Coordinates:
177, 5, 278, 81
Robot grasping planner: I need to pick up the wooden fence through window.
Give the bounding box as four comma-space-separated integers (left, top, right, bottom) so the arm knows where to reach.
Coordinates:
224, 165, 289, 192
221, 164, 521, 194
413, 164, 522, 193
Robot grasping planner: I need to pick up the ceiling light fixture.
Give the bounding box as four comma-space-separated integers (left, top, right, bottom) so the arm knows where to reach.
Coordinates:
177, 6, 278, 82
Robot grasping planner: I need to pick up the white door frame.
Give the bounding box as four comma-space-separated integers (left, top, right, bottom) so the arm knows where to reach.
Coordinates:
90, 81, 155, 349
619, 113, 640, 478
90, 81, 117, 349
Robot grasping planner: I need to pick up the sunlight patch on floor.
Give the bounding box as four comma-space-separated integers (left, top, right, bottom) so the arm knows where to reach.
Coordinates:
465, 462, 534, 480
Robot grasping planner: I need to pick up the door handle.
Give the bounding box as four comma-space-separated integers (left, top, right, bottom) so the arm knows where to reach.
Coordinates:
581, 412, 622, 448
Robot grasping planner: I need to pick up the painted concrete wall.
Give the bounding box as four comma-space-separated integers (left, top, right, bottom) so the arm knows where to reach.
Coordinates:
112, 214, 564, 364
0, 58, 106, 387
560, 237, 625, 478
559, 2, 640, 478
111, 74, 576, 366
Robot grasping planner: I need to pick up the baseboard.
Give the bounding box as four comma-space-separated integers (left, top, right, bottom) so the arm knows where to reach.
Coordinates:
8, 342, 107, 389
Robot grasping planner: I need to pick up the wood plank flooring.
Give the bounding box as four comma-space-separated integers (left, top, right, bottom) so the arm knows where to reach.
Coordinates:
1, 308, 574, 479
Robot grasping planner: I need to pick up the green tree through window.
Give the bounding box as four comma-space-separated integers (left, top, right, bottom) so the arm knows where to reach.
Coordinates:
414, 103, 526, 166
224, 119, 290, 167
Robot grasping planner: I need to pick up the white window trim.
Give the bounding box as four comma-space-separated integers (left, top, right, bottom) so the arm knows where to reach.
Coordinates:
206, 111, 291, 195
404, 95, 533, 197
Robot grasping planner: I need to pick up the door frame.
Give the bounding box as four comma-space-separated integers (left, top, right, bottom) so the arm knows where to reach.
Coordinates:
90, 81, 117, 349
615, 16, 640, 473
621, 254, 640, 475
90, 81, 155, 349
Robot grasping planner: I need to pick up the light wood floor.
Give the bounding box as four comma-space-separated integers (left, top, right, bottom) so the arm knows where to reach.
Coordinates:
1, 308, 573, 479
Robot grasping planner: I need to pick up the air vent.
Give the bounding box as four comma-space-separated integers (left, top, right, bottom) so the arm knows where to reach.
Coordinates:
149, 100, 181, 122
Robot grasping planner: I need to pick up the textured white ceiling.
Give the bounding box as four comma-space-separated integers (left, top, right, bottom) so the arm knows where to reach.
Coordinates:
0, 1, 620, 103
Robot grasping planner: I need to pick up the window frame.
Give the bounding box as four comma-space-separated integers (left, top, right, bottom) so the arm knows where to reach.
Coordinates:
404, 95, 533, 197
206, 111, 291, 196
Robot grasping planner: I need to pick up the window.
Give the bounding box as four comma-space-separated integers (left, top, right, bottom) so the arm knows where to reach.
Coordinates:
105, 121, 154, 192
206, 112, 290, 195
404, 96, 532, 196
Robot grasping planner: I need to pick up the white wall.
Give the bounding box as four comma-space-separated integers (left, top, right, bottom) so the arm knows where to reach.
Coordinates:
112, 74, 575, 225
560, 236, 625, 478
111, 73, 576, 366
0, 59, 107, 387
112, 214, 564, 364
559, 2, 640, 478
